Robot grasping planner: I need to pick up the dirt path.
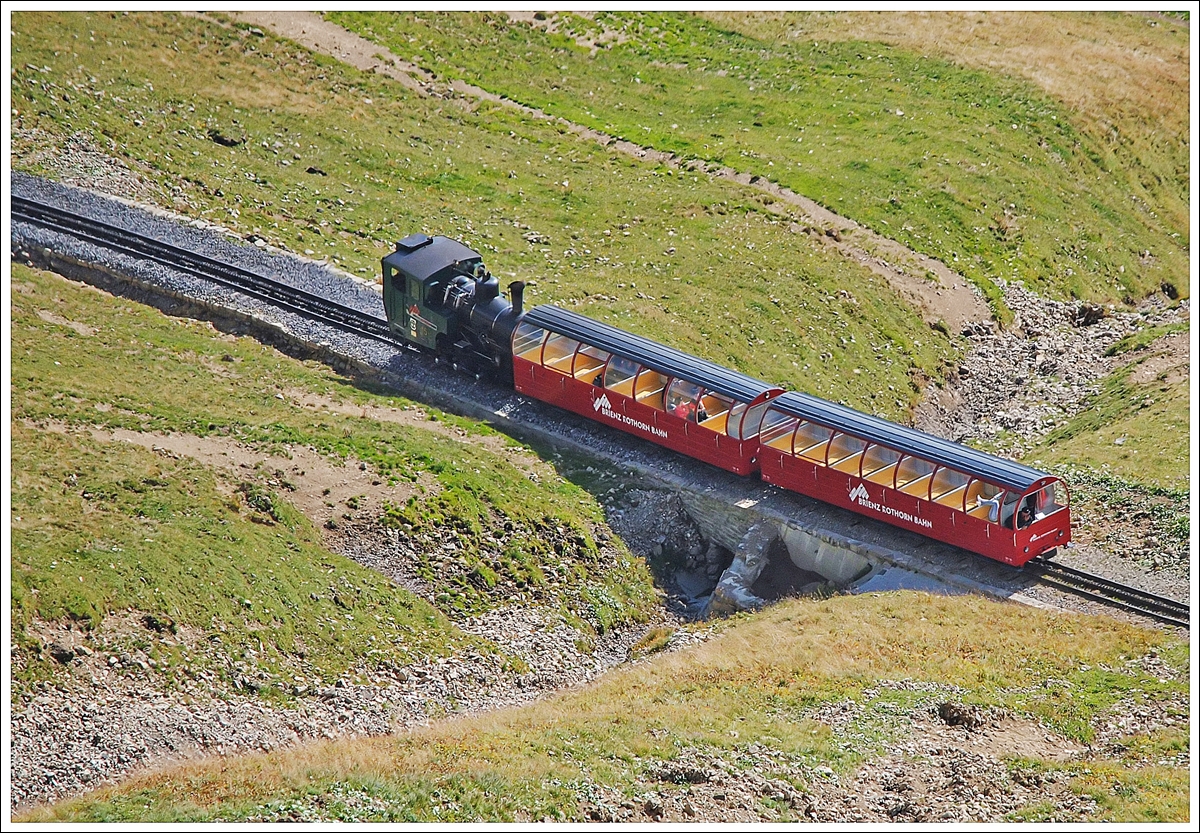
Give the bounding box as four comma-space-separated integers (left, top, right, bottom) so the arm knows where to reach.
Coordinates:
30, 387, 553, 537
224, 10, 989, 334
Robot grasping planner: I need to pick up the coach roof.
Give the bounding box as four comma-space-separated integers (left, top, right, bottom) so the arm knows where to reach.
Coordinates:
522, 305, 780, 405
767, 390, 1054, 491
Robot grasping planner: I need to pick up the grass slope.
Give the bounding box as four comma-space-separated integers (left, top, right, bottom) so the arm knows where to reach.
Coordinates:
10, 263, 659, 695
705, 9, 1191, 259
17, 593, 1189, 823
10, 10, 955, 419
330, 10, 1189, 310
1033, 335, 1190, 490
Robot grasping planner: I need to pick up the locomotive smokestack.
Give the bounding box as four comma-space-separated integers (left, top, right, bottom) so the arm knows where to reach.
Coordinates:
509, 281, 526, 315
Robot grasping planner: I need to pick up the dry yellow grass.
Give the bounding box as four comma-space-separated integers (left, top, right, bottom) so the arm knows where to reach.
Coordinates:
705, 11, 1189, 138
21, 591, 1172, 822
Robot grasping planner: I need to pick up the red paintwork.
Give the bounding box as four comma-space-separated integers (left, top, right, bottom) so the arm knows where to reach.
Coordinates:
757, 446, 1071, 566
512, 356, 1071, 567
513, 358, 762, 476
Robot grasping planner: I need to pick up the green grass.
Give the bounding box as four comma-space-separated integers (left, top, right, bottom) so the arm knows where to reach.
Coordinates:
10, 262, 659, 695
10, 421, 474, 694
9, 10, 959, 419
1103, 321, 1189, 357
1024, 337, 1190, 491
18, 592, 1189, 822
329, 10, 1188, 311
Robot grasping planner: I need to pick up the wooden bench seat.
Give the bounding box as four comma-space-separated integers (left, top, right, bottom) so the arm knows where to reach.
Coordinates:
699, 412, 729, 434
864, 464, 898, 487
797, 440, 829, 464
966, 503, 996, 520
606, 379, 635, 397
933, 484, 968, 508
831, 452, 865, 475
897, 472, 933, 497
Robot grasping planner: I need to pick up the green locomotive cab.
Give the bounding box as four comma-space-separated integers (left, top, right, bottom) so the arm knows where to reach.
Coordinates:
381, 232, 485, 351
382, 233, 523, 376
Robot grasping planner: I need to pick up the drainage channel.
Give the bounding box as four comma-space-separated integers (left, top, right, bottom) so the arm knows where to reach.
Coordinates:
585, 472, 966, 621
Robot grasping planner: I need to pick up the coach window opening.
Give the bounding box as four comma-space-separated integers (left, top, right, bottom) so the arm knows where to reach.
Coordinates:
699, 391, 733, 432
1002, 491, 1023, 528
541, 332, 581, 374
513, 322, 548, 360
828, 432, 868, 475
930, 466, 971, 511
1023, 482, 1067, 524
794, 421, 834, 465
760, 410, 800, 451
664, 378, 705, 421
635, 367, 670, 410
727, 399, 774, 440
727, 402, 748, 439
862, 443, 902, 486
1017, 482, 1065, 528
966, 478, 1007, 523
572, 343, 611, 383
602, 355, 639, 397
895, 455, 937, 498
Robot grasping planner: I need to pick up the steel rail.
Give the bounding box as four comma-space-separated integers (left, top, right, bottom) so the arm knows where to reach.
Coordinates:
12, 195, 399, 346
1028, 556, 1189, 629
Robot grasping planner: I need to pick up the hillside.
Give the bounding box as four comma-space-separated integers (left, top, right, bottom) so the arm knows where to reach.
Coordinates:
7, 9, 1192, 823
18, 591, 1191, 823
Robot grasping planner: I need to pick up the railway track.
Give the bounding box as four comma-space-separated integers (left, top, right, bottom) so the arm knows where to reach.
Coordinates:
12, 195, 399, 346
1027, 556, 1189, 629
14, 192, 1190, 631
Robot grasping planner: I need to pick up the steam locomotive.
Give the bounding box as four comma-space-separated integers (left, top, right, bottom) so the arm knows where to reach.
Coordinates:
381, 233, 1071, 566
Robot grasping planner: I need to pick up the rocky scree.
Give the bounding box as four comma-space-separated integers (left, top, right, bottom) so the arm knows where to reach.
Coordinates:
916, 280, 1186, 460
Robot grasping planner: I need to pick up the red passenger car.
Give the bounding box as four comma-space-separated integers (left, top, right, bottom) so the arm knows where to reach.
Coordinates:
511, 306, 783, 476
756, 391, 1071, 565
382, 232, 1075, 569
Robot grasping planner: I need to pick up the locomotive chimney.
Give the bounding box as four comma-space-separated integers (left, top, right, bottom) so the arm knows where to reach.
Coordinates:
509, 281, 526, 315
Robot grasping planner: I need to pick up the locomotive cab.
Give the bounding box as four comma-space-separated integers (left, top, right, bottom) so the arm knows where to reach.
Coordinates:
382, 233, 484, 351
382, 233, 526, 376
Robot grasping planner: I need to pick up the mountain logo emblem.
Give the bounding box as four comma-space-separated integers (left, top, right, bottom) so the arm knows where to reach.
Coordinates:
849, 483, 870, 504
593, 394, 612, 412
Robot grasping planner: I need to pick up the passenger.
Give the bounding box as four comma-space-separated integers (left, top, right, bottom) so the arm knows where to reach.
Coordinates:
673, 400, 696, 421
593, 372, 604, 387
976, 495, 1001, 523
697, 404, 708, 423
1016, 505, 1034, 529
